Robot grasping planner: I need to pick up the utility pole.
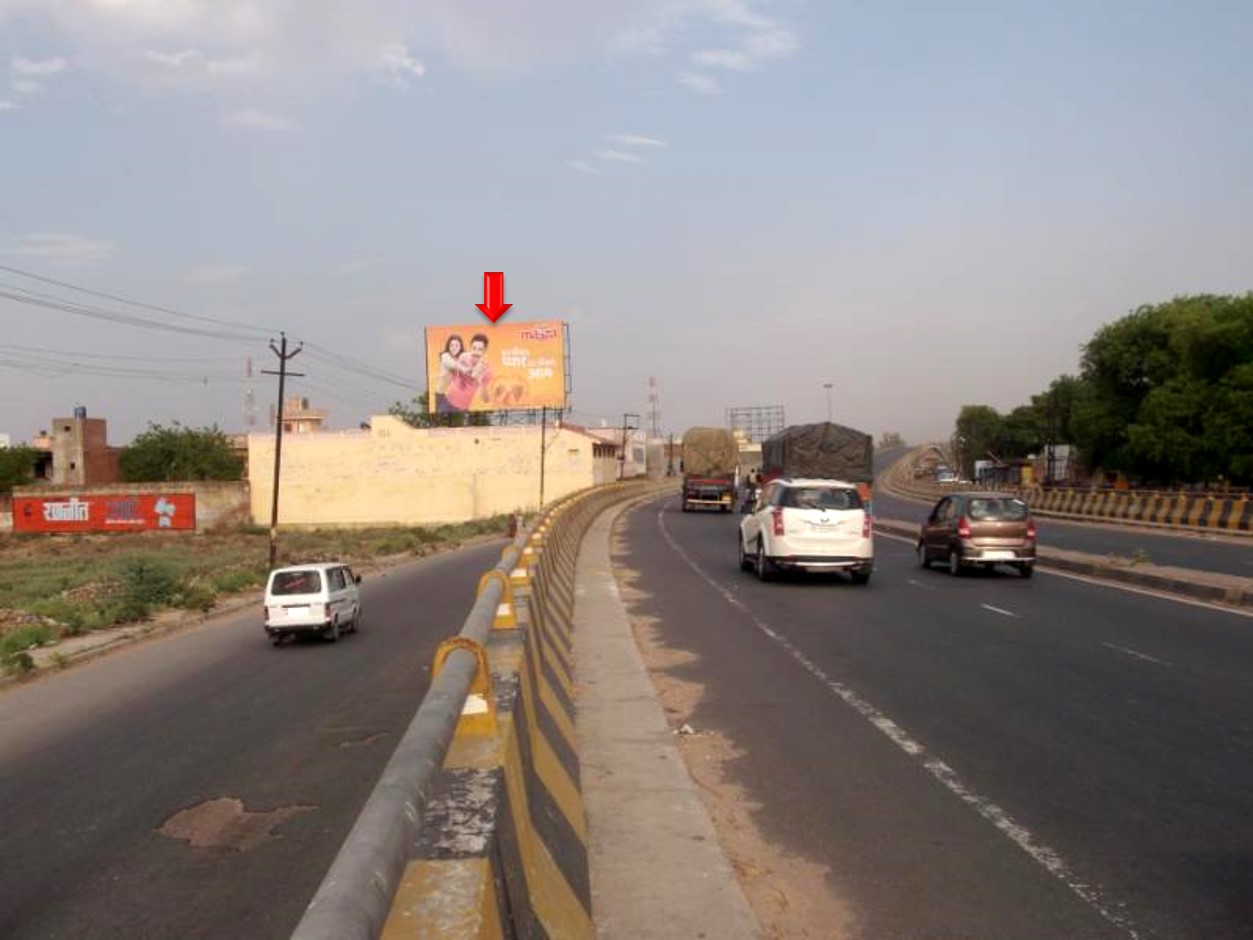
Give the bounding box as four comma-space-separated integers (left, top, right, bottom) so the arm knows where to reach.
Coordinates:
823, 382, 834, 423
262, 332, 304, 568
619, 412, 639, 481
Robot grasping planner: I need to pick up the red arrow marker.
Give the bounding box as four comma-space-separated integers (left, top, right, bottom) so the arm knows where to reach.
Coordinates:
475, 271, 513, 323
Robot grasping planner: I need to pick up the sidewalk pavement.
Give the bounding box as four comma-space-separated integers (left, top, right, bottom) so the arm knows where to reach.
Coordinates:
574, 500, 762, 939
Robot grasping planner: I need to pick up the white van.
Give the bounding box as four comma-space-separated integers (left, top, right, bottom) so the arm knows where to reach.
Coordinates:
263, 563, 361, 646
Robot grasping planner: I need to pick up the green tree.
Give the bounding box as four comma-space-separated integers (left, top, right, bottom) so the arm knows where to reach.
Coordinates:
119, 423, 244, 482
1032, 374, 1084, 445
1071, 294, 1253, 483
0, 445, 39, 495
996, 405, 1046, 458
389, 392, 491, 428
954, 405, 1003, 477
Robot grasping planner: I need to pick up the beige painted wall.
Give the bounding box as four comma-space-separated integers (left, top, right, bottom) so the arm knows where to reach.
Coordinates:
249, 417, 609, 527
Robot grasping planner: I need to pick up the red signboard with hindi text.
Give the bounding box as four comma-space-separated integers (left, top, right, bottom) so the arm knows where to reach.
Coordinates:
12, 494, 197, 533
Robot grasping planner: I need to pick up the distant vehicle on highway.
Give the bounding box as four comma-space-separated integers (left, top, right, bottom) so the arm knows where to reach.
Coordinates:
739, 478, 874, 584
917, 492, 1036, 578
935, 468, 959, 485
263, 562, 362, 645
681, 426, 739, 512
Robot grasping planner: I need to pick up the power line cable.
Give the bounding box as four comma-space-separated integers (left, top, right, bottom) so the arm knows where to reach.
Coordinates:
0, 262, 276, 335
301, 342, 421, 392
0, 355, 236, 383
0, 287, 262, 342
0, 342, 238, 364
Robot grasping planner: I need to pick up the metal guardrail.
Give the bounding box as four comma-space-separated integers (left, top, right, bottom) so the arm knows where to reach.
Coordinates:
289, 526, 531, 940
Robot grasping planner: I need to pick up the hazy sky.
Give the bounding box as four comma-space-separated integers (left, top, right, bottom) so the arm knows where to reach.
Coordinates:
2, 0, 1251, 445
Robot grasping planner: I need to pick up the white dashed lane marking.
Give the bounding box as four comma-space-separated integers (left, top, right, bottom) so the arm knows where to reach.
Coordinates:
981, 604, 1020, 618
1102, 642, 1172, 667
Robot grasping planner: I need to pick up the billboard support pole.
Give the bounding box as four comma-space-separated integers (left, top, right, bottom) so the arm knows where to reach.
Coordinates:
539, 406, 548, 509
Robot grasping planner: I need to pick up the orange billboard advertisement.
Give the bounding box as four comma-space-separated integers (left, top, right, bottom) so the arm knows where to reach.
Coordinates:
424, 319, 567, 413
13, 494, 197, 533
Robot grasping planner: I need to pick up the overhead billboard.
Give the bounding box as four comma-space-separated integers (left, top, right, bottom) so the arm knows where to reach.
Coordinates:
12, 494, 197, 533
424, 319, 568, 414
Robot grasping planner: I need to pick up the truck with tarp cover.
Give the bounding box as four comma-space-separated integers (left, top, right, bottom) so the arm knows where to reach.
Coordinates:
681, 427, 739, 512
761, 422, 875, 504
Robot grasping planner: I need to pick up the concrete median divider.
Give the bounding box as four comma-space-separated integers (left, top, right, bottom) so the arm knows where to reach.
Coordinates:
291, 479, 674, 940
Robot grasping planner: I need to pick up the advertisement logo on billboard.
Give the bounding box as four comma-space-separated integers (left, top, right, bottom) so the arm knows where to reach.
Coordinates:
424, 319, 567, 414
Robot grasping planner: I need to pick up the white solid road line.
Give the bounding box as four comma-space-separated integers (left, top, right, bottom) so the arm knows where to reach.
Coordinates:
656, 505, 1143, 940
1036, 565, 1253, 619
1102, 642, 1172, 667
981, 604, 1020, 618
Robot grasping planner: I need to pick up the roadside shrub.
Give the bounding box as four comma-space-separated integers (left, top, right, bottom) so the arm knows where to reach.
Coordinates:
375, 533, 420, 554
0, 623, 57, 656
109, 596, 153, 624
120, 556, 179, 611
210, 569, 265, 595
3, 650, 34, 676
0, 624, 56, 675
172, 584, 216, 613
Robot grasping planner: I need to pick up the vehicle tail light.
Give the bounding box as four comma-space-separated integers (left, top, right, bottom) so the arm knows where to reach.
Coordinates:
957, 517, 972, 539
772, 508, 785, 536
862, 512, 872, 538
1026, 519, 1037, 540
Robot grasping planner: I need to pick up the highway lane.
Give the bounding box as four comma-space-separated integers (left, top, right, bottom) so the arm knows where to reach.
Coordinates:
872, 487, 1253, 577
0, 539, 507, 940
869, 441, 1253, 577
617, 496, 1253, 939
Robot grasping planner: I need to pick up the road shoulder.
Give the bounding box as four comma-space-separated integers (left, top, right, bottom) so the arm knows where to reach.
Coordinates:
575, 500, 762, 939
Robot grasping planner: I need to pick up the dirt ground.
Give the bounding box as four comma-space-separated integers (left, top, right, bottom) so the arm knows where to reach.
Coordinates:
610, 520, 856, 940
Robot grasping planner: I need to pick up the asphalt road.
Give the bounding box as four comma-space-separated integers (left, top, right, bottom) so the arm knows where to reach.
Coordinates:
0, 539, 507, 940
618, 496, 1253, 939
872, 448, 1253, 577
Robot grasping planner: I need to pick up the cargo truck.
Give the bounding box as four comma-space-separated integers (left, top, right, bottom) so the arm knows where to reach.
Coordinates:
761, 422, 875, 505
681, 427, 739, 512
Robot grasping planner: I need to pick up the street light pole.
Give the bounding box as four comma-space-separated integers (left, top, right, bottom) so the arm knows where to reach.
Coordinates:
823, 382, 833, 423
619, 412, 639, 480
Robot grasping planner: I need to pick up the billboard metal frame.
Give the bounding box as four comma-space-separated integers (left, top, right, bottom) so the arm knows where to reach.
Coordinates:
725, 405, 786, 443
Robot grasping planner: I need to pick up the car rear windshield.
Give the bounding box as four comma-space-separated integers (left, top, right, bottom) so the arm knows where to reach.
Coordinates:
271, 570, 323, 595
966, 497, 1029, 521
780, 487, 863, 510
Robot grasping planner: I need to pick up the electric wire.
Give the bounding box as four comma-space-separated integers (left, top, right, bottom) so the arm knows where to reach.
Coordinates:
0, 286, 262, 343
0, 263, 277, 335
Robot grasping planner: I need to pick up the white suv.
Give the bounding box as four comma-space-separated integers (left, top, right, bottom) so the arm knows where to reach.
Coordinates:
739, 479, 874, 584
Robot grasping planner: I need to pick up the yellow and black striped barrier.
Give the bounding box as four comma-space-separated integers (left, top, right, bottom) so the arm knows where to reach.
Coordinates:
310, 481, 667, 940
